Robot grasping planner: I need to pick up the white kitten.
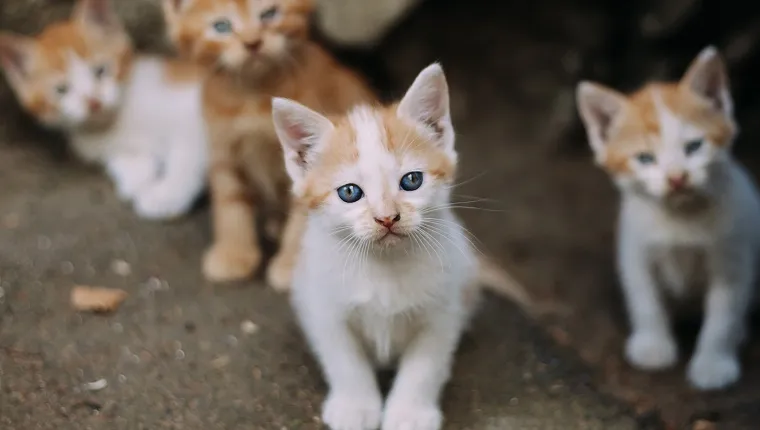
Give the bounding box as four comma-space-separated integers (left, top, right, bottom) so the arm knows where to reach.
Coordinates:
0, 0, 207, 220
272, 64, 479, 430
577, 46, 760, 390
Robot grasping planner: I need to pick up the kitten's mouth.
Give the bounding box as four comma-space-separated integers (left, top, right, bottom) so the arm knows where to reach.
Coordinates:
377, 231, 406, 245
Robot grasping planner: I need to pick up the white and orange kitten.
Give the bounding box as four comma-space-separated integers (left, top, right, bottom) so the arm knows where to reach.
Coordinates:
577, 46, 760, 390
273, 64, 478, 430
0, 0, 207, 220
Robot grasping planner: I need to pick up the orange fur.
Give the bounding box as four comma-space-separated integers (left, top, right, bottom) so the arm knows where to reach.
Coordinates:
163, 0, 376, 287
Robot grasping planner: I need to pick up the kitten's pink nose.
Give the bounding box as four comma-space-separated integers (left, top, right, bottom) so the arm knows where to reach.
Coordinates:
87, 98, 102, 113
667, 172, 689, 190
244, 40, 262, 52
374, 214, 401, 229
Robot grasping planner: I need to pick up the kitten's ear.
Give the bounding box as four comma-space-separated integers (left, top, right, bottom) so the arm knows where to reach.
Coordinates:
397, 63, 454, 149
74, 0, 123, 34
576, 81, 627, 155
272, 97, 334, 187
0, 33, 36, 83
680, 45, 732, 115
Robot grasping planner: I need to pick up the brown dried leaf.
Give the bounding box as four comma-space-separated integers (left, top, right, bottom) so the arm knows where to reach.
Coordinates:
70, 286, 127, 313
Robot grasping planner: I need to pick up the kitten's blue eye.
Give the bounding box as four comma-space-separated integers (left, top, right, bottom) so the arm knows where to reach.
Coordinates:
212, 18, 233, 34
684, 139, 703, 156
400, 171, 424, 191
55, 83, 69, 96
337, 184, 363, 203
635, 152, 656, 165
93, 65, 107, 79
260, 6, 279, 22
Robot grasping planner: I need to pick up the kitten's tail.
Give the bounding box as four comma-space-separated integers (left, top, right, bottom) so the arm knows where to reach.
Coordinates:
476, 254, 537, 317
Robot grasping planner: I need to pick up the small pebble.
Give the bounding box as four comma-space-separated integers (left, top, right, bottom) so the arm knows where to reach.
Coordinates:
184, 321, 196, 333
112, 323, 124, 333
240, 320, 259, 335
0, 286, 4, 300
111, 259, 131, 276
60, 261, 74, 275
175, 349, 185, 360
211, 355, 230, 369
118, 374, 127, 383
226, 335, 238, 347
82, 379, 108, 391
509, 397, 519, 406
37, 236, 52, 250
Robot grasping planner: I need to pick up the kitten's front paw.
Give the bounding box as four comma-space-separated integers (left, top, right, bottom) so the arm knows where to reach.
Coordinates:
687, 352, 740, 391
133, 185, 194, 221
266, 253, 293, 293
202, 243, 261, 282
382, 401, 442, 430
625, 331, 678, 371
322, 391, 382, 430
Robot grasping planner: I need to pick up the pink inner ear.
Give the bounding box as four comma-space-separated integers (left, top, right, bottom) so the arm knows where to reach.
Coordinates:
286, 123, 310, 141
0, 43, 25, 74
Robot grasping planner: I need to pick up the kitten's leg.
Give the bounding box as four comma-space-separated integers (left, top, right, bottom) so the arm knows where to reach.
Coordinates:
202, 161, 261, 282
382, 315, 463, 430
133, 133, 208, 220
266, 201, 307, 292
105, 154, 159, 202
300, 308, 382, 430
687, 245, 753, 390
619, 237, 678, 370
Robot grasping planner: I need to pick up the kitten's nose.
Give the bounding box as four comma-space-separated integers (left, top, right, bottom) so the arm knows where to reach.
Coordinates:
667, 172, 689, 190
244, 40, 262, 52
374, 214, 401, 229
87, 98, 102, 113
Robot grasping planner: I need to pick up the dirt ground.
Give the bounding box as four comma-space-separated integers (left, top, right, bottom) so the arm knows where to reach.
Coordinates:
2, 0, 760, 429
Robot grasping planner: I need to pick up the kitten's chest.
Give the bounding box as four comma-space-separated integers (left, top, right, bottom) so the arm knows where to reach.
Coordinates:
348, 307, 424, 367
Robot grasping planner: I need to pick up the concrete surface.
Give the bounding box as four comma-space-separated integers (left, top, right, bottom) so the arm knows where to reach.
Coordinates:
0, 118, 639, 429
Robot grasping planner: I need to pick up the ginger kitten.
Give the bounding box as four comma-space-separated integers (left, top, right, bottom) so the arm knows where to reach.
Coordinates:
0, 0, 208, 220
271, 64, 518, 430
577, 46, 760, 390
162, 0, 375, 288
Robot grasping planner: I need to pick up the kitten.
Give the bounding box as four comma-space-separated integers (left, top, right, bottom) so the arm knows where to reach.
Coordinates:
272, 64, 527, 430
576, 46, 760, 391
0, 0, 208, 220
162, 0, 375, 288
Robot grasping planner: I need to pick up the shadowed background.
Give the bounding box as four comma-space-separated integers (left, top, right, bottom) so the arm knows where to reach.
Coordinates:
2, 0, 760, 428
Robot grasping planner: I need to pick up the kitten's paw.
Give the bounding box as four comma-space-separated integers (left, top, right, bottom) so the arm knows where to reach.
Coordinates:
111, 161, 159, 201
133, 185, 194, 221
625, 331, 678, 371
202, 243, 261, 282
322, 391, 382, 430
382, 402, 442, 430
266, 253, 293, 293
687, 352, 740, 391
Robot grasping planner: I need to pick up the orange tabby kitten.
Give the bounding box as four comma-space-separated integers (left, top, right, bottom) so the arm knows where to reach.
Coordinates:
162, 0, 375, 289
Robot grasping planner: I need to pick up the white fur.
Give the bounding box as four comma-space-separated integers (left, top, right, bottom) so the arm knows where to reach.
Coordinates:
276, 64, 475, 429
69, 56, 208, 220
618, 159, 760, 390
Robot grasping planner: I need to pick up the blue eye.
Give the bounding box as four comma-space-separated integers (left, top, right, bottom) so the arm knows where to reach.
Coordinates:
400, 171, 423, 191
684, 139, 703, 156
55, 83, 69, 95
337, 184, 363, 203
635, 152, 656, 165
212, 18, 233, 34
260, 6, 279, 22
93, 65, 107, 79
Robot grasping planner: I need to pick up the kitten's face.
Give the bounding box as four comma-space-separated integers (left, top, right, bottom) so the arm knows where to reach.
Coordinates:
272, 64, 458, 250
0, 0, 131, 130
164, 0, 312, 73
577, 47, 736, 207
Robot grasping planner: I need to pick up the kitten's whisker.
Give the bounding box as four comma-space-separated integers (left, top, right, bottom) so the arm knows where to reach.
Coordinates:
416, 228, 445, 271
445, 171, 489, 190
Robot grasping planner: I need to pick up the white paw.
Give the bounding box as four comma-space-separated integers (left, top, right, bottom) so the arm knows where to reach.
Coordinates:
133, 184, 194, 220
687, 352, 740, 391
382, 402, 442, 430
625, 331, 678, 371
111, 163, 158, 201
322, 391, 383, 430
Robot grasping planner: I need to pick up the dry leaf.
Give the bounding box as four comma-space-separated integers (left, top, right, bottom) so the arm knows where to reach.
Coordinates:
71, 285, 127, 313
